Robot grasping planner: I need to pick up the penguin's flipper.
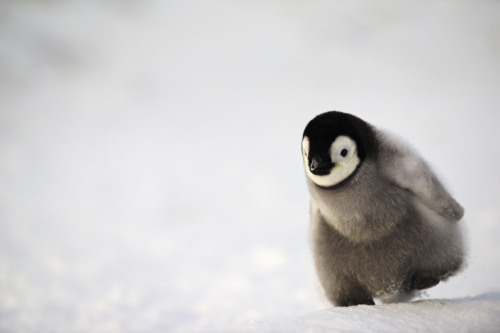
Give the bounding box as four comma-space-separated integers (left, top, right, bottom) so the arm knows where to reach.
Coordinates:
377, 130, 464, 222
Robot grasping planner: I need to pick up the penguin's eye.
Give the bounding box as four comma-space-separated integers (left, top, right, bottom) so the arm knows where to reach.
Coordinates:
340, 149, 348, 157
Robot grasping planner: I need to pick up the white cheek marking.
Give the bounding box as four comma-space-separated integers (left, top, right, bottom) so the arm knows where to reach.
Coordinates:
302, 136, 311, 178
302, 136, 310, 158
330, 136, 356, 161
302, 136, 360, 187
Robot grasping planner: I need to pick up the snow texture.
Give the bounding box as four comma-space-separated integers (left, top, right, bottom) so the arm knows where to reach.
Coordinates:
0, 0, 499, 332
228, 293, 500, 333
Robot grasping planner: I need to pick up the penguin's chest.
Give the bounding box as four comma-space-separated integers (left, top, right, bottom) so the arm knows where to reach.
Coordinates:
318, 181, 412, 243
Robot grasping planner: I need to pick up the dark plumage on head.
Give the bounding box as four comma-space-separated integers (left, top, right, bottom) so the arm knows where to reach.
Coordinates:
303, 111, 377, 163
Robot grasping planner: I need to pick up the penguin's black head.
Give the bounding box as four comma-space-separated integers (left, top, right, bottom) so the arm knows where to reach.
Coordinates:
301, 111, 376, 187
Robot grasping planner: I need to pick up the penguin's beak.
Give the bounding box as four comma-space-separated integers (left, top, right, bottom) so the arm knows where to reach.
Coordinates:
310, 156, 335, 175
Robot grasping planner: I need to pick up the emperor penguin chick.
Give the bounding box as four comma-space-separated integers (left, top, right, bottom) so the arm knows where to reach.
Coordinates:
302, 111, 465, 307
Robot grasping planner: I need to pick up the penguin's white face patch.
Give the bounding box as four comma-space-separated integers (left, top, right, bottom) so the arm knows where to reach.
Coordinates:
302, 135, 360, 187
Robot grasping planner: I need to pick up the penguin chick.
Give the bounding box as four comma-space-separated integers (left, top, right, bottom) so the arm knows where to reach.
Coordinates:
302, 111, 465, 307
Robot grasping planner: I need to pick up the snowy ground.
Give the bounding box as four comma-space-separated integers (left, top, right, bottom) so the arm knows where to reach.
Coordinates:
1, 0, 499, 332
227, 293, 500, 333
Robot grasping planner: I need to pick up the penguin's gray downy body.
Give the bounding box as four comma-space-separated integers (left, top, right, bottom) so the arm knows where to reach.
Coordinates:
302, 111, 465, 307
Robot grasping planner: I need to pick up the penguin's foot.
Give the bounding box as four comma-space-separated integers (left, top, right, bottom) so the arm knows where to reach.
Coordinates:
406, 274, 440, 291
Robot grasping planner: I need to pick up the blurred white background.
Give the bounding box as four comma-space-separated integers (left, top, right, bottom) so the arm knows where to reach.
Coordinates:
1, 0, 499, 331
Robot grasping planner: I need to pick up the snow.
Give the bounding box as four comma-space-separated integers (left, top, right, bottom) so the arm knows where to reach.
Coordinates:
0, 0, 499, 332
229, 293, 500, 333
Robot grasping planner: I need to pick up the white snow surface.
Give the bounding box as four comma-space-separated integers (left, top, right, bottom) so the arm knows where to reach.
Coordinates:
228, 293, 500, 333
1, 0, 499, 332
